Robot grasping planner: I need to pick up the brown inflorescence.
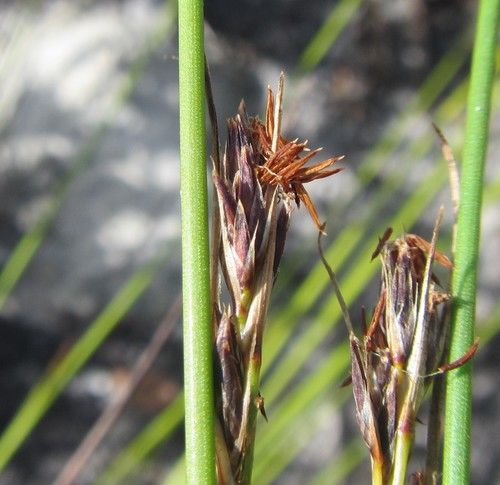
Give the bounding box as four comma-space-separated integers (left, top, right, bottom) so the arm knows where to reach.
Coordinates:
211, 76, 343, 484
346, 213, 477, 482
350, 223, 452, 480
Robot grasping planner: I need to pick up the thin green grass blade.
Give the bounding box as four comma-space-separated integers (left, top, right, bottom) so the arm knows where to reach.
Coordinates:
162, 454, 187, 485
309, 440, 366, 485
484, 179, 500, 203
0, 258, 164, 470
297, 0, 363, 73
0, 127, 102, 311
477, 304, 500, 343
0, 0, 177, 311
255, 394, 351, 484
355, 28, 471, 184
98, 392, 184, 485
254, 345, 350, 476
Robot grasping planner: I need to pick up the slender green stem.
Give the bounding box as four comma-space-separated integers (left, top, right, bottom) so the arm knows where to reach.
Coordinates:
443, 1, 499, 483
389, 427, 412, 485
178, 1, 215, 484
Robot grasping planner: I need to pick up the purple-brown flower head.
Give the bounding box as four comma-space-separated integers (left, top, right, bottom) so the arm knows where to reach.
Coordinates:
213, 109, 285, 318
379, 234, 452, 371
346, 217, 456, 481
211, 74, 344, 484
213, 75, 342, 316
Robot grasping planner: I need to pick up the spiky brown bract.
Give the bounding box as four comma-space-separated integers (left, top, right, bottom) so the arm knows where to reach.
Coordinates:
211, 76, 342, 484
251, 87, 343, 232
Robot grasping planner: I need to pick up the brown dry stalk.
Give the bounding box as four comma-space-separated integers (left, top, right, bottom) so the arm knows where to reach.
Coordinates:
209, 73, 342, 484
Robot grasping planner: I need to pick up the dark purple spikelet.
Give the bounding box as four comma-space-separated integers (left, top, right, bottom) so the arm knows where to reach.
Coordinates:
214, 83, 344, 308
213, 112, 273, 314
215, 311, 244, 459
343, 214, 478, 481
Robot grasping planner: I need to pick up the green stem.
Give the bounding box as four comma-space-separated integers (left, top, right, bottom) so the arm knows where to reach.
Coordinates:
178, 1, 216, 484
443, 1, 499, 484
390, 427, 412, 485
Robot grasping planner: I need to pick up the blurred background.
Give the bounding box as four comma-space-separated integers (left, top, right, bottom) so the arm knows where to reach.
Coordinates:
0, 0, 499, 483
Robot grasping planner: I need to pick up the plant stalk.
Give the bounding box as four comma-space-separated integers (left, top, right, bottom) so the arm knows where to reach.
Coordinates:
178, 1, 216, 484
443, 0, 499, 483
390, 425, 412, 485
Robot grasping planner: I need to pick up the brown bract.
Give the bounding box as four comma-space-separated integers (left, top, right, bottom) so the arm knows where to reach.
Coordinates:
250, 85, 344, 232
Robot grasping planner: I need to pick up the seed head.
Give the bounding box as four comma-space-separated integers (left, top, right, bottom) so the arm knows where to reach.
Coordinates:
348, 216, 455, 479
213, 75, 342, 313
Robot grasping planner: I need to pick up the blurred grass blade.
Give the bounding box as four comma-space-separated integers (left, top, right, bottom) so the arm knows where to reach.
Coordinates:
477, 303, 500, 343
255, 394, 351, 485
309, 440, 366, 485
98, 392, 184, 485
0, 258, 164, 471
254, 345, 350, 476
54, 298, 181, 485
162, 453, 187, 485
355, 27, 471, 184
298, 0, 362, 73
